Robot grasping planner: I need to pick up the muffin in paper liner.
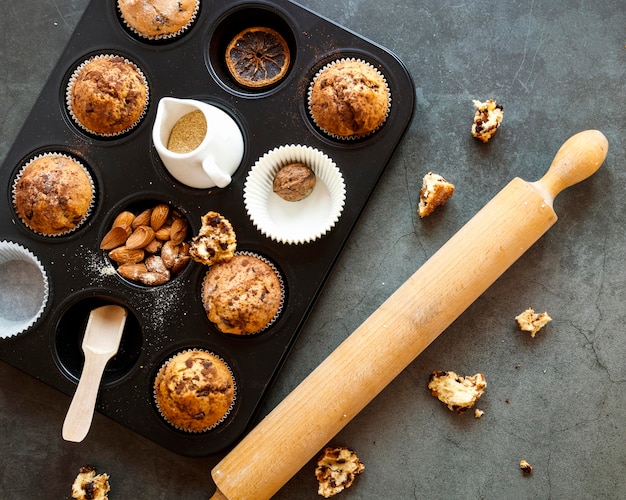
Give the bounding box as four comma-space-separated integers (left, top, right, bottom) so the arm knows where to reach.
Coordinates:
153, 348, 237, 433
0, 241, 49, 339
244, 145, 346, 244
117, 0, 200, 41
307, 57, 391, 140
66, 54, 149, 137
12, 152, 96, 237
201, 251, 285, 336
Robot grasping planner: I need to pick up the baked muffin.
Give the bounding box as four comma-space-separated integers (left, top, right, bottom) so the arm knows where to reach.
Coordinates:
154, 349, 236, 432
225, 26, 290, 88
13, 154, 94, 236
67, 55, 148, 136
117, 0, 199, 40
308, 58, 390, 138
202, 253, 284, 335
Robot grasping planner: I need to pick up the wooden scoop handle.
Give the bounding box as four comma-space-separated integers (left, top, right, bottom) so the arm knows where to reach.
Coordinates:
210, 130, 608, 500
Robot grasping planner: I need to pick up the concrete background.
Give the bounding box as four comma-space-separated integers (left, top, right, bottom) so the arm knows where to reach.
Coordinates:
1, 0, 624, 498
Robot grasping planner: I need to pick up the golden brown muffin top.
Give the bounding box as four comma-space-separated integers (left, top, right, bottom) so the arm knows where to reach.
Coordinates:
309, 59, 389, 137
202, 254, 283, 335
70, 56, 148, 136
13, 155, 93, 235
154, 350, 235, 432
117, 0, 198, 38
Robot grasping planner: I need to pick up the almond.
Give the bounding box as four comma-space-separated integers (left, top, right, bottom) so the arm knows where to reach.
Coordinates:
161, 240, 179, 268
117, 263, 148, 280
112, 211, 136, 228
144, 238, 162, 254
171, 254, 191, 275
154, 225, 171, 241
139, 271, 170, 286
126, 225, 155, 250
170, 218, 188, 245
109, 246, 145, 264
150, 204, 170, 231
145, 255, 168, 275
100, 224, 131, 250
132, 208, 152, 229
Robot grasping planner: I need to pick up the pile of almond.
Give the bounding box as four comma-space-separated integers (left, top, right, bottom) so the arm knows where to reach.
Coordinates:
100, 203, 191, 286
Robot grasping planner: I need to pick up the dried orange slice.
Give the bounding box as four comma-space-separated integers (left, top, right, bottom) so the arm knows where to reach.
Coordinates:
225, 26, 290, 88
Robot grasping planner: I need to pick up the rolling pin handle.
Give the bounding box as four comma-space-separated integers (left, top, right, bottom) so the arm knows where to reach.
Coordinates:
533, 129, 608, 203
209, 488, 228, 500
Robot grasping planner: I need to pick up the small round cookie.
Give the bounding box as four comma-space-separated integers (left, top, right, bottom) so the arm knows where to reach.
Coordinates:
67, 55, 148, 136
189, 211, 237, 266
308, 58, 390, 138
225, 26, 290, 88
13, 154, 94, 236
154, 349, 236, 432
117, 0, 199, 40
202, 253, 284, 335
272, 162, 316, 202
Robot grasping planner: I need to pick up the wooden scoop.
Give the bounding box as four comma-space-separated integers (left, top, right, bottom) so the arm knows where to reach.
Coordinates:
62, 304, 127, 442
210, 130, 608, 500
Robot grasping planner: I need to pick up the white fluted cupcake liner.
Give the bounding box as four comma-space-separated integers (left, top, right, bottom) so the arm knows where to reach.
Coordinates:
0, 241, 49, 339
307, 57, 392, 140
244, 145, 346, 244
117, 0, 200, 41
201, 251, 285, 335
66, 54, 149, 137
12, 152, 96, 237
153, 348, 237, 433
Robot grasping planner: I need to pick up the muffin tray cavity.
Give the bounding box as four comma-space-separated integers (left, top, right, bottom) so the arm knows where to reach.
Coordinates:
0, 0, 414, 456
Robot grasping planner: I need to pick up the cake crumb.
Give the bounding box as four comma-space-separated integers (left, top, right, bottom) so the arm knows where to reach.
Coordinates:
418, 172, 455, 217
474, 408, 485, 419
71, 465, 110, 500
515, 307, 552, 337
471, 99, 503, 142
315, 446, 364, 498
427, 370, 486, 413
520, 459, 533, 475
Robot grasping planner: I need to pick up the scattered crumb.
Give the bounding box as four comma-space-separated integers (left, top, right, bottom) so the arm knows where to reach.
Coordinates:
474, 408, 485, 419
418, 172, 455, 217
520, 459, 533, 475
427, 370, 487, 413
71, 465, 110, 500
471, 99, 504, 142
515, 307, 552, 337
315, 446, 364, 498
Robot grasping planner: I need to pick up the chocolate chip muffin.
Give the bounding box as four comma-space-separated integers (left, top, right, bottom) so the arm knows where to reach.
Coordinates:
308, 58, 390, 138
67, 55, 148, 136
117, 0, 199, 40
202, 253, 284, 335
13, 153, 94, 236
154, 349, 236, 432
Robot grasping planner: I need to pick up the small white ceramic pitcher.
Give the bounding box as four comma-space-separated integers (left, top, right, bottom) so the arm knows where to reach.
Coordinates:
152, 97, 244, 189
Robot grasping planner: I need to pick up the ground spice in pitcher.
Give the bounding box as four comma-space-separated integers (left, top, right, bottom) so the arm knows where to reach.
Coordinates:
167, 110, 207, 153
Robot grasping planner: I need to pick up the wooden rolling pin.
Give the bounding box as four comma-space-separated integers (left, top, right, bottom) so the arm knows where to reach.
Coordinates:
210, 130, 608, 500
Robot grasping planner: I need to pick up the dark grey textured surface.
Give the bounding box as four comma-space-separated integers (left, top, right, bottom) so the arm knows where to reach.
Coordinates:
1, 1, 624, 498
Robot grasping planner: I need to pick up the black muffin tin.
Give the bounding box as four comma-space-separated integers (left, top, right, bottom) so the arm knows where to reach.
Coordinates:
0, 0, 414, 456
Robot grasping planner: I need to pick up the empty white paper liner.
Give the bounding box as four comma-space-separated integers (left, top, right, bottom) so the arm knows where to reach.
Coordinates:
0, 241, 49, 339
244, 144, 346, 244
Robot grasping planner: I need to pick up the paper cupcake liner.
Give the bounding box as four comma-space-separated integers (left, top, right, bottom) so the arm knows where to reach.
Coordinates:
244, 144, 346, 244
153, 348, 237, 433
66, 54, 150, 137
0, 241, 49, 339
12, 152, 96, 237
307, 57, 392, 140
201, 251, 286, 335
117, 0, 200, 41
